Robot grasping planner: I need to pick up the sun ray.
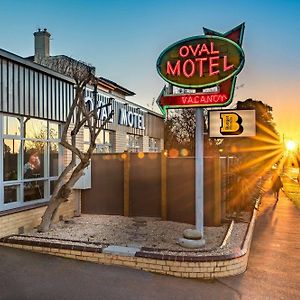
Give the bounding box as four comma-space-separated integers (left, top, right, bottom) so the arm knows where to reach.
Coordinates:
226, 152, 283, 210
250, 134, 281, 145
233, 149, 282, 173
256, 121, 279, 140
231, 144, 283, 153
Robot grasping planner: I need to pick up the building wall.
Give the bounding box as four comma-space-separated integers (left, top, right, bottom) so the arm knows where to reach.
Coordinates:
115, 131, 127, 153
142, 136, 149, 152
0, 50, 74, 123
0, 195, 77, 238
160, 138, 164, 152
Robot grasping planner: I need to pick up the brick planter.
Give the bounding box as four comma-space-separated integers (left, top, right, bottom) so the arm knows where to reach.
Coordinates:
0, 201, 258, 279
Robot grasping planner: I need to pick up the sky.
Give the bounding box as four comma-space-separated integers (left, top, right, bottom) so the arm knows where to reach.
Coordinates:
0, 0, 299, 144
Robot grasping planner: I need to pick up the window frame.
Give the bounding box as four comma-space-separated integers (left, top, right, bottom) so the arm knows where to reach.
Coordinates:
126, 133, 142, 153
0, 114, 63, 212
149, 137, 160, 152
83, 127, 114, 153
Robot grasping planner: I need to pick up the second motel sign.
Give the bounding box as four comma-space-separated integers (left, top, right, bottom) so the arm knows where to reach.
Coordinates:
156, 24, 245, 114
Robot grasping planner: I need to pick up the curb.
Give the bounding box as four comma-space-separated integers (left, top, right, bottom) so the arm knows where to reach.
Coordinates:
0, 197, 261, 279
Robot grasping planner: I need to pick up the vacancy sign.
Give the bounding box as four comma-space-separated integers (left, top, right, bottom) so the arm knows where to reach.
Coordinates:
209, 110, 256, 138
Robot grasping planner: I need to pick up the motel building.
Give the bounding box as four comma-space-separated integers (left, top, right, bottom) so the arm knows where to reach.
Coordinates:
0, 29, 164, 238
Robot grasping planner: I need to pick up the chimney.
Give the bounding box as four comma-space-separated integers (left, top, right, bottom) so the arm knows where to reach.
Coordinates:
34, 28, 51, 62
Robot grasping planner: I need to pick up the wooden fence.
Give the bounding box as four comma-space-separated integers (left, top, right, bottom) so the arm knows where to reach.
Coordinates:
82, 152, 234, 226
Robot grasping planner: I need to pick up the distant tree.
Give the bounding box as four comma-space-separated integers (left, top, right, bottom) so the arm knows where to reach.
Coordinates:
166, 109, 196, 155
38, 57, 113, 232
164, 99, 280, 213
220, 99, 280, 212
222, 99, 280, 175
164, 108, 218, 156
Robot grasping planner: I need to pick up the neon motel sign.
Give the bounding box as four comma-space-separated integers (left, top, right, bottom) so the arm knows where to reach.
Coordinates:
156, 24, 245, 114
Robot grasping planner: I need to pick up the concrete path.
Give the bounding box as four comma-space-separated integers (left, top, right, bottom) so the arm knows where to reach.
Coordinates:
1, 187, 300, 300
220, 188, 300, 300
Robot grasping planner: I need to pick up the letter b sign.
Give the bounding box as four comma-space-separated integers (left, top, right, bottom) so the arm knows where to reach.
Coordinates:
220, 113, 243, 135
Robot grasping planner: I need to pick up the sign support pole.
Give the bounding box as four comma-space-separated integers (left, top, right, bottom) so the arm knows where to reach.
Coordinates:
195, 108, 204, 239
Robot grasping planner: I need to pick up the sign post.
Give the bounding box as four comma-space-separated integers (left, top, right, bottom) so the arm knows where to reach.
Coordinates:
195, 108, 204, 237
156, 23, 245, 248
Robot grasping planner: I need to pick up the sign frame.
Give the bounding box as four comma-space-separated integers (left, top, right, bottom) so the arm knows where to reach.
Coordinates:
208, 109, 256, 138
156, 35, 245, 89
156, 23, 245, 116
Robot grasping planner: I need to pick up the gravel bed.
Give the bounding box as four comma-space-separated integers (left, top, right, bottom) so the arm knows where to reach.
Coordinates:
15, 213, 250, 254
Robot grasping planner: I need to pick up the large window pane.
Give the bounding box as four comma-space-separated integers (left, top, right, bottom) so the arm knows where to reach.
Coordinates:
126, 134, 141, 152
4, 185, 19, 204
50, 143, 59, 177
24, 141, 45, 178
24, 118, 47, 139
3, 116, 21, 136
3, 139, 20, 181
50, 180, 57, 195
104, 131, 111, 144
49, 122, 59, 139
24, 181, 44, 202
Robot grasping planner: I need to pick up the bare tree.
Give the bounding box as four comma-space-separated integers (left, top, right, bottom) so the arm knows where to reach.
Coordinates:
38, 57, 113, 232
164, 108, 215, 155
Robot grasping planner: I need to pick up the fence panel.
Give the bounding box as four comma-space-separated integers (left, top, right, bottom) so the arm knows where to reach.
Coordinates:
82, 153, 223, 226
81, 154, 124, 215
167, 157, 195, 224
129, 153, 161, 217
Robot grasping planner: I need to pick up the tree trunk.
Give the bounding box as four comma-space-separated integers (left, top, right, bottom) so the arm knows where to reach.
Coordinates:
38, 161, 88, 232
38, 196, 65, 232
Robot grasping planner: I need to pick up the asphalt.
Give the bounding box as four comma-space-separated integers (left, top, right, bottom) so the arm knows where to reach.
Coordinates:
1, 184, 300, 300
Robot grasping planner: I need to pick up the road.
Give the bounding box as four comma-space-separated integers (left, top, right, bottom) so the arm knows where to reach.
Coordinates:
1, 183, 300, 300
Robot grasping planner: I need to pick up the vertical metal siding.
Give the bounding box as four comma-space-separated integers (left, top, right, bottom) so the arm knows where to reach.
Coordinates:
2, 59, 7, 112
0, 55, 74, 122
19, 65, 24, 115
24, 68, 29, 116
43, 75, 47, 119
13, 64, 19, 114
8, 61, 13, 113
29, 69, 34, 116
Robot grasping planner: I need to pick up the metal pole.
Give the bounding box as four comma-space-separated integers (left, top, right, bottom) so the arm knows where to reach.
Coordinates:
195, 108, 204, 237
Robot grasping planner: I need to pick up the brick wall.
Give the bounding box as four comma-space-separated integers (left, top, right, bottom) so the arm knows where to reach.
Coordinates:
0, 195, 77, 238
0, 243, 249, 279
115, 131, 127, 153
142, 136, 149, 152
0, 194, 259, 278
160, 138, 164, 151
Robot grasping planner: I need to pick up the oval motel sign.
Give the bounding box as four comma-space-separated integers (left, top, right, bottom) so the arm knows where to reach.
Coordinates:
156, 35, 245, 88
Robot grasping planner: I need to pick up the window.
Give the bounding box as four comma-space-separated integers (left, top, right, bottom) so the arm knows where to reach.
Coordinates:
149, 137, 160, 152
50, 143, 59, 177
83, 127, 113, 153
23, 140, 45, 178
3, 116, 21, 136
4, 185, 20, 204
126, 134, 142, 152
0, 115, 62, 211
3, 139, 20, 181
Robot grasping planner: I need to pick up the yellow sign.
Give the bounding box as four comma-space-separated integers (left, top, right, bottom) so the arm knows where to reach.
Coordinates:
209, 110, 256, 138
220, 113, 243, 135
